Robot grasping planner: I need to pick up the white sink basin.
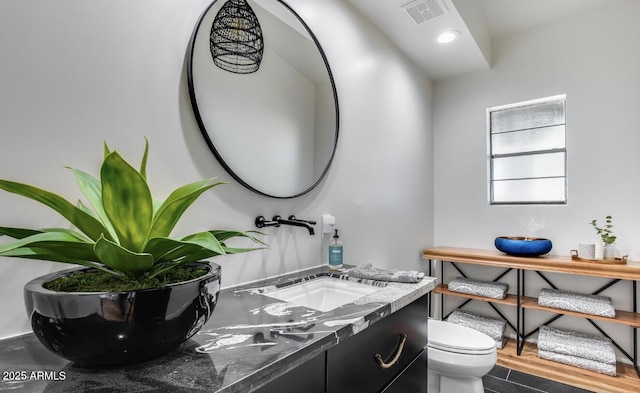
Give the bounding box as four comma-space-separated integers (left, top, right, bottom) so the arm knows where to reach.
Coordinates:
264, 277, 380, 312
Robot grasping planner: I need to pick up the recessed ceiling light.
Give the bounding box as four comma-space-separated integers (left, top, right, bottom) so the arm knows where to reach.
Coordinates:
437, 30, 460, 44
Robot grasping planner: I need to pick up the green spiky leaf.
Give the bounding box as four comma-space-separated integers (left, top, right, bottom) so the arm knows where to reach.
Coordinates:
1, 247, 123, 277
140, 137, 149, 181
0, 230, 97, 262
147, 179, 225, 240
0, 226, 43, 240
94, 235, 154, 276
101, 151, 153, 252
145, 232, 226, 263
0, 180, 111, 242
70, 168, 118, 240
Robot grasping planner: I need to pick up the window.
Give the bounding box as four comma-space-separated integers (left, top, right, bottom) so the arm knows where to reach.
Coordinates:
488, 95, 567, 205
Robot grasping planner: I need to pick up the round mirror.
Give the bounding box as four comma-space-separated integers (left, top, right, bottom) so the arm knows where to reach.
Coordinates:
188, 0, 339, 198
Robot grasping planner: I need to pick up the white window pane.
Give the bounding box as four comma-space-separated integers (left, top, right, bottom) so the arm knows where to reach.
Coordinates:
493, 152, 565, 180
491, 101, 565, 133
492, 125, 565, 155
493, 178, 566, 203
488, 95, 567, 205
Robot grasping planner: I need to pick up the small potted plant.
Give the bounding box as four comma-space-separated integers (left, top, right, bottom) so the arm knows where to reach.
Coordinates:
0, 139, 264, 366
591, 215, 616, 260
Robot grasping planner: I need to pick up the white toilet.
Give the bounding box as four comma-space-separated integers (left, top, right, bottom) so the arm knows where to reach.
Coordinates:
427, 319, 497, 393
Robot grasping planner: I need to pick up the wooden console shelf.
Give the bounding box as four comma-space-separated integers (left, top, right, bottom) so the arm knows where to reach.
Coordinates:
424, 246, 640, 393
498, 339, 640, 393
434, 284, 640, 328
434, 284, 521, 306
424, 246, 640, 280
520, 298, 640, 328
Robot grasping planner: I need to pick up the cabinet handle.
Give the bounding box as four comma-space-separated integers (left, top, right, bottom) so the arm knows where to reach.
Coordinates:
373, 334, 407, 369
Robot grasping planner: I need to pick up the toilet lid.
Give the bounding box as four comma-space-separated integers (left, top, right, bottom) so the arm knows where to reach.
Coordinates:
428, 319, 496, 355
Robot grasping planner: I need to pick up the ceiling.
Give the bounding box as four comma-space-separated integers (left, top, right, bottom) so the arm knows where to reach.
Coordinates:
346, 0, 619, 80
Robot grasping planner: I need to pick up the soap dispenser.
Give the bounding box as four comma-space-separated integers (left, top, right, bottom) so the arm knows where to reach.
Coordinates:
328, 229, 343, 270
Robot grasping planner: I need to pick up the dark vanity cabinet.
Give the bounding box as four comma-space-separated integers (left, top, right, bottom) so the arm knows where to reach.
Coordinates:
381, 350, 427, 393
257, 295, 428, 393
327, 294, 428, 392
256, 352, 326, 393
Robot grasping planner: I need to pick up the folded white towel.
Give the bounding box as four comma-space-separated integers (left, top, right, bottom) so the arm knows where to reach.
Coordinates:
537, 326, 616, 365
538, 349, 616, 376
448, 277, 508, 300
348, 263, 424, 283
538, 288, 616, 318
446, 309, 506, 342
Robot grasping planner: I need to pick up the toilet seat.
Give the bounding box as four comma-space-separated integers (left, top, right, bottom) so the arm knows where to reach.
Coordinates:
428, 319, 496, 355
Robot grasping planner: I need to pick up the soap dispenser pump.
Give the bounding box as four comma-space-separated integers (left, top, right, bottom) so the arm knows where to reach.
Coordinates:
328, 229, 343, 270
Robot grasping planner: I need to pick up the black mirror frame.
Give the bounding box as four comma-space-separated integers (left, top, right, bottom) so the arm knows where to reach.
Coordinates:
186, 0, 339, 199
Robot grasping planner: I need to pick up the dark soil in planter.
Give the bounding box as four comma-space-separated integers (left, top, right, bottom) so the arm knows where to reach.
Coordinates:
43, 265, 209, 292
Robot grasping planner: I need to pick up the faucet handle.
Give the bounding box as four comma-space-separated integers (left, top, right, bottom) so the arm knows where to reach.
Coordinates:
255, 216, 280, 228
288, 215, 316, 225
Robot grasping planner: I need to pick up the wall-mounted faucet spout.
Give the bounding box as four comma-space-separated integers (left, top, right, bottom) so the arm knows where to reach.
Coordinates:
274, 215, 316, 235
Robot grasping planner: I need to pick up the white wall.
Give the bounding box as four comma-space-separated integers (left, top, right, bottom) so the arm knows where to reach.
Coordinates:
433, 0, 640, 359
0, 0, 434, 338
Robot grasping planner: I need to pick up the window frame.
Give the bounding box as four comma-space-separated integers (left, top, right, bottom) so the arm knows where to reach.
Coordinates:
487, 95, 567, 205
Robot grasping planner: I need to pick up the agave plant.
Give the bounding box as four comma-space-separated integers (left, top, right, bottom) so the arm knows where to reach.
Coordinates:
0, 139, 264, 280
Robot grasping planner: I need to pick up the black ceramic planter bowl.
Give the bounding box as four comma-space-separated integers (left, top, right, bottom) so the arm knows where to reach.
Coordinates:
23, 262, 221, 367
495, 236, 553, 257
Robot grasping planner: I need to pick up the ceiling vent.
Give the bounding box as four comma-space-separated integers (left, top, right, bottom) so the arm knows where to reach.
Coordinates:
402, 0, 449, 25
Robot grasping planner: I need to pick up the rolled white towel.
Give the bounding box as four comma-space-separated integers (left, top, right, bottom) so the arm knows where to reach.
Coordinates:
537, 326, 616, 365
446, 309, 506, 342
538, 349, 616, 376
448, 277, 508, 300
538, 288, 616, 318
348, 263, 424, 283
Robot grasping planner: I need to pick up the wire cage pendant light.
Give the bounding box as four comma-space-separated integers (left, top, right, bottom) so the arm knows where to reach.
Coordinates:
210, 0, 264, 74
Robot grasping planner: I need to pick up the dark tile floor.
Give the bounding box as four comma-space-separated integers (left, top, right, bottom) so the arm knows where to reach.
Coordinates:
482, 365, 593, 393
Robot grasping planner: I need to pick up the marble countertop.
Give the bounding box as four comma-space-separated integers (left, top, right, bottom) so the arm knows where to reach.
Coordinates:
0, 265, 436, 393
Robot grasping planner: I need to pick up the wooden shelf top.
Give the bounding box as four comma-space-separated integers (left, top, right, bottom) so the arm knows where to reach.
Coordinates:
423, 246, 640, 281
